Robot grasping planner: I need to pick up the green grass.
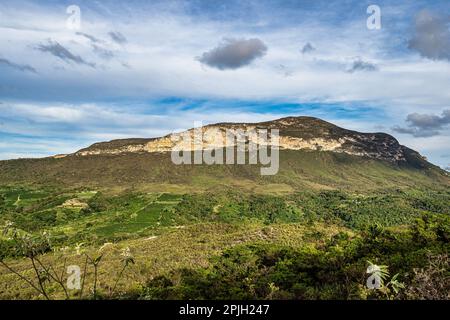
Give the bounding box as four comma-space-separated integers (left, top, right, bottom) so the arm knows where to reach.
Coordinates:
1, 123, 450, 300
0, 150, 447, 192
0, 150, 448, 300
0, 221, 346, 299
1, 185, 448, 248
94, 202, 178, 237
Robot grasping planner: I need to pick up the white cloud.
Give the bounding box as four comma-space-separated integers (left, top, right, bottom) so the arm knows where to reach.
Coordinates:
408, 10, 450, 61
0, 2, 449, 111
198, 38, 267, 70
1, 100, 449, 167
0, 2, 449, 167
0, 101, 287, 146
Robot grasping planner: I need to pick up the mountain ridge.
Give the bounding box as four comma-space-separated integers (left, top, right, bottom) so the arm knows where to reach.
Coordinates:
1, 116, 447, 191
61, 116, 430, 168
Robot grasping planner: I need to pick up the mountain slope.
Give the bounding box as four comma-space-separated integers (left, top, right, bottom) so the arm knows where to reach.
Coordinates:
71, 117, 430, 168
0, 118, 449, 301
0, 116, 447, 191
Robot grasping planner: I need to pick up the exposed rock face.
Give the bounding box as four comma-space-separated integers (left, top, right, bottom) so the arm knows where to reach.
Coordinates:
76, 144, 148, 156
60, 198, 88, 209
72, 116, 427, 166
75, 138, 153, 156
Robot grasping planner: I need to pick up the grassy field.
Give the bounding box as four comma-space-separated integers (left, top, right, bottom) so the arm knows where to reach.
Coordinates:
0, 150, 448, 191
0, 148, 448, 300
0, 221, 347, 299
0, 182, 449, 300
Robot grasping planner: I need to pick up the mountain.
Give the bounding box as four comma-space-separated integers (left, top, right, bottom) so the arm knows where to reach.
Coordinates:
0, 116, 448, 191
1, 117, 449, 301
72, 116, 427, 167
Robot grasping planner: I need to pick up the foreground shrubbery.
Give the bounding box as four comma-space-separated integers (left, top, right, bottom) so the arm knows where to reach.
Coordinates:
1, 186, 449, 300
141, 213, 449, 300
0, 213, 448, 300
174, 188, 450, 229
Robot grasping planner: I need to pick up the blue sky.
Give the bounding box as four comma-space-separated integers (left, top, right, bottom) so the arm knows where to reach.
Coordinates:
0, 0, 449, 168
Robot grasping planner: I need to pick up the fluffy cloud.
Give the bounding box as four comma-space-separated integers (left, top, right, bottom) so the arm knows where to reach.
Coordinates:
1, 3, 449, 108
346, 58, 378, 73
0, 58, 36, 73
408, 10, 450, 61
393, 109, 450, 137
109, 31, 127, 44
76, 32, 118, 61
36, 40, 96, 68
198, 38, 267, 70
0, 101, 287, 160
1, 1, 450, 167
92, 44, 115, 60
301, 43, 315, 54
76, 32, 103, 44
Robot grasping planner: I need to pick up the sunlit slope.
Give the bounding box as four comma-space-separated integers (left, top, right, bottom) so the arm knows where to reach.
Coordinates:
0, 149, 447, 192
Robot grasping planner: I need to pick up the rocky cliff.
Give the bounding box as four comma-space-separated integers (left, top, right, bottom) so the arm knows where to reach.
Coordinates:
69, 117, 428, 168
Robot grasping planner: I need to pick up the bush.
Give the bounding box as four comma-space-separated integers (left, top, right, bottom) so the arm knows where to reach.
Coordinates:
0, 239, 20, 259
141, 214, 450, 300
404, 254, 449, 300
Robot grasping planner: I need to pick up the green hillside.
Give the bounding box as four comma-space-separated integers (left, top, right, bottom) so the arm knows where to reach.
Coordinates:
0, 135, 448, 300
0, 150, 447, 191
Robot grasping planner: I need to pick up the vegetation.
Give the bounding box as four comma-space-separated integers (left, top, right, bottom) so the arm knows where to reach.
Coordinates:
0, 181, 448, 300
141, 214, 449, 300
1, 118, 449, 300
0, 150, 448, 192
